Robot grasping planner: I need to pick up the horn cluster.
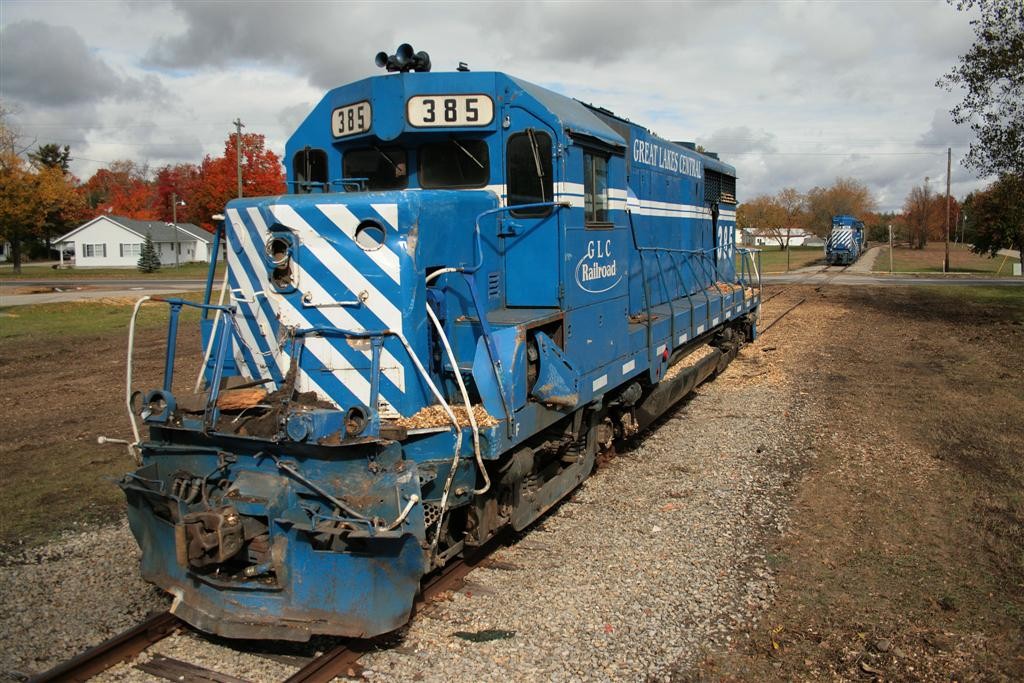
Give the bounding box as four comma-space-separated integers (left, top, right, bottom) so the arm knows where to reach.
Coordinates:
375, 43, 432, 73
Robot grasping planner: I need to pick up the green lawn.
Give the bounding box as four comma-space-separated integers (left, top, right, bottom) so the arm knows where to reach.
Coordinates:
0, 261, 222, 280
913, 285, 1024, 321
0, 293, 204, 340
737, 246, 824, 274
872, 243, 1016, 274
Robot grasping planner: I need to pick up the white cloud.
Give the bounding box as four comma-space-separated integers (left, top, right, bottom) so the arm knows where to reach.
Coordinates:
0, 0, 989, 209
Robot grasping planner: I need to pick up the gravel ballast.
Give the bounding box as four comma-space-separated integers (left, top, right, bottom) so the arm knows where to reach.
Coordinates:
1, 341, 807, 682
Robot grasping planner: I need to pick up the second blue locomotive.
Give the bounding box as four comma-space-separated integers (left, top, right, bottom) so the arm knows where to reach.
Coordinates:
825, 214, 866, 265
118, 46, 762, 641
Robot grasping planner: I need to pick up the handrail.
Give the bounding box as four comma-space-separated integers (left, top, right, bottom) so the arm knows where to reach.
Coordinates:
126, 297, 238, 461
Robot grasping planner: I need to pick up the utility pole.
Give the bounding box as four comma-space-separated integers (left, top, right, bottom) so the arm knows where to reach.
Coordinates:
233, 117, 245, 199
888, 224, 893, 273
944, 147, 951, 273
171, 192, 186, 268
172, 192, 180, 269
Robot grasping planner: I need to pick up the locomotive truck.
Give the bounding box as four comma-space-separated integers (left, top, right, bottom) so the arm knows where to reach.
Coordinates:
118, 45, 762, 641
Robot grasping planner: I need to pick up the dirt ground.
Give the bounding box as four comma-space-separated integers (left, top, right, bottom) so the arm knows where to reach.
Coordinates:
691, 284, 1024, 681
1, 285, 1022, 681
0, 306, 203, 547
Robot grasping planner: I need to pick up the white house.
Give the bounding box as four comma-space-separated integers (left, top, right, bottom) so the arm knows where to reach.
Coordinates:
55, 215, 213, 268
747, 228, 819, 247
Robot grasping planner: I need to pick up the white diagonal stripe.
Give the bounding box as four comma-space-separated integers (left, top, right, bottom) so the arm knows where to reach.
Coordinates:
229, 208, 289, 377
270, 204, 403, 334
317, 203, 401, 284
293, 262, 406, 393
370, 203, 398, 231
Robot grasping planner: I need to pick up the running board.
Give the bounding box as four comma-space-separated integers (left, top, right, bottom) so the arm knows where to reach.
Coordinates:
634, 345, 735, 431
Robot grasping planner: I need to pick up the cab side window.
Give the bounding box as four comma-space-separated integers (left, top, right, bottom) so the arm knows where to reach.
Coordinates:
507, 129, 552, 217
293, 147, 328, 194
583, 151, 609, 225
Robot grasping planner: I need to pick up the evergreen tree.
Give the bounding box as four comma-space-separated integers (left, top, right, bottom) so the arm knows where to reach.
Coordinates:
138, 233, 160, 273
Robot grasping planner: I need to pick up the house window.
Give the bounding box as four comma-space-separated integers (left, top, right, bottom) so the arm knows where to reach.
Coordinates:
293, 147, 328, 194
507, 129, 553, 217
83, 244, 106, 258
583, 152, 609, 225
120, 243, 142, 258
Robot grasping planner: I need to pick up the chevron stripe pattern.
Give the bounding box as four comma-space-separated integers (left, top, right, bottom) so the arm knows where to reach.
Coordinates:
224, 197, 414, 417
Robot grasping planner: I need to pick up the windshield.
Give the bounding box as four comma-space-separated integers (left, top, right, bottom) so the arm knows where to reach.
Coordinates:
419, 139, 489, 189
342, 146, 408, 190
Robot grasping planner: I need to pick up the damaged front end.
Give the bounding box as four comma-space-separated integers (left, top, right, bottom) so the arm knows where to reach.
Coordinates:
121, 436, 426, 641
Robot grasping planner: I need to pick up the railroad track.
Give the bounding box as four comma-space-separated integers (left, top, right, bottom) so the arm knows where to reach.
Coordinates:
758, 263, 850, 334
28, 555, 484, 683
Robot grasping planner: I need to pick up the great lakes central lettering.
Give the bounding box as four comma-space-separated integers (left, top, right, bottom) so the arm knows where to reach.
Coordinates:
632, 139, 703, 178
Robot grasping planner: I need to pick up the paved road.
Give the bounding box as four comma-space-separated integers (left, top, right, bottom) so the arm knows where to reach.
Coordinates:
763, 272, 1024, 286
1, 279, 207, 287
2, 271, 1021, 308
0, 280, 206, 307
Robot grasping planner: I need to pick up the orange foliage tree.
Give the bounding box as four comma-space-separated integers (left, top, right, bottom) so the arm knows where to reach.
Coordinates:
188, 133, 285, 229
81, 160, 159, 219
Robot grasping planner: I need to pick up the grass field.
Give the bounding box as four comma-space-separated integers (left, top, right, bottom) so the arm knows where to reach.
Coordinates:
0, 295, 204, 546
737, 246, 824, 274
0, 261, 222, 280
0, 294, 203, 340
872, 242, 1016, 274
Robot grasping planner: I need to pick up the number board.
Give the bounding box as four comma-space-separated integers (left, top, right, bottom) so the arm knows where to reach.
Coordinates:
331, 101, 372, 138
407, 94, 494, 128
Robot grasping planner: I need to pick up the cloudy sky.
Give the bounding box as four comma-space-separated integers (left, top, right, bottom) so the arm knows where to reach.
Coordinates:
0, 0, 985, 211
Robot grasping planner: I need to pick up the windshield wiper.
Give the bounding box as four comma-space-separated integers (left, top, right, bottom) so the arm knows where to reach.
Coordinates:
373, 145, 398, 171
526, 128, 547, 201
450, 138, 485, 169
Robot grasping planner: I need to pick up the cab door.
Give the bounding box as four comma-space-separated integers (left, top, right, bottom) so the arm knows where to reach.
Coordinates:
501, 108, 560, 307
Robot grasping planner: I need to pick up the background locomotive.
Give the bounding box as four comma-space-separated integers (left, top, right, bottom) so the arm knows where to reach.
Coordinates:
119, 45, 762, 641
825, 214, 866, 265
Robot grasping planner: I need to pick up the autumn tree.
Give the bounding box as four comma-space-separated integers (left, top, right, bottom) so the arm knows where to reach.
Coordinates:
154, 163, 201, 224
188, 132, 285, 229
81, 160, 158, 219
737, 194, 787, 250
0, 114, 83, 272
805, 178, 876, 236
28, 142, 87, 251
903, 181, 945, 249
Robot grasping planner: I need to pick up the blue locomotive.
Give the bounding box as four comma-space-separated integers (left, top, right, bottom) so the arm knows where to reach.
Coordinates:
825, 214, 866, 265
119, 45, 761, 641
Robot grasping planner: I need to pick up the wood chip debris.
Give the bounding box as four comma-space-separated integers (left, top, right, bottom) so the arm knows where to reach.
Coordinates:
216, 388, 269, 410
395, 404, 499, 429
664, 345, 718, 381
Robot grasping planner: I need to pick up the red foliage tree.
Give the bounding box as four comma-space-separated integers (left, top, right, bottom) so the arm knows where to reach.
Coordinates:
81, 160, 159, 220
189, 133, 285, 229
154, 163, 202, 224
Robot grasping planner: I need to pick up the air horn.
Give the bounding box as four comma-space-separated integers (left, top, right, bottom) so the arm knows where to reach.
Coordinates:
375, 43, 432, 73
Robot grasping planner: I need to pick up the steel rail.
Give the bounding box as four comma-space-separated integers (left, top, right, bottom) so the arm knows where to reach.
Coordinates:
283, 556, 480, 682
27, 611, 180, 683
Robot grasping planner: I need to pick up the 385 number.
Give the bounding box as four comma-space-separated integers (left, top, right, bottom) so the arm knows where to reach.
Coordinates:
331, 101, 372, 138
407, 94, 494, 127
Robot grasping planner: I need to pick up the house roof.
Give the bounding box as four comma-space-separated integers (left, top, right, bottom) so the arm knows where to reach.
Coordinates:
55, 215, 212, 244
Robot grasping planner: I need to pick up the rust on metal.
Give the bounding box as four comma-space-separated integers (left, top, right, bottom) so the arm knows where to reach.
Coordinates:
28, 611, 180, 683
